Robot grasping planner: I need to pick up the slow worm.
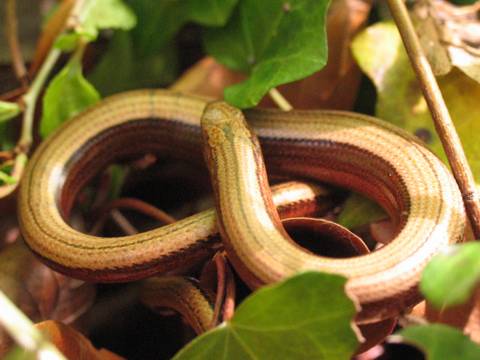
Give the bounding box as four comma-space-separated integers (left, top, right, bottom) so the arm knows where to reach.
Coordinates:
140, 276, 214, 335
18, 89, 466, 322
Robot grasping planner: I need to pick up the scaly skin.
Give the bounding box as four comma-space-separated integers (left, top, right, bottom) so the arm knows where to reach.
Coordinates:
18, 89, 466, 322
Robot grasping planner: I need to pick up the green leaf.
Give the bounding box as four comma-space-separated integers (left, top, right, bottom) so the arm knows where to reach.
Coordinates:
204, 0, 330, 108
396, 324, 480, 360
41, 55, 100, 138
108, 164, 128, 200
4, 346, 36, 360
54, 32, 81, 52
187, 0, 238, 26
420, 242, 480, 309
0, 102, 19, 148
89, 0, 236, 93
81, 0, 137, 40
173, 272, 359, 360
0, 154, 24, 186
88, 31, 178, 96
352, 21, 480, 183
449, 0, 477, 5
0, 101, 20, 123
337, 193, 386, 229
0, 171, 18, 186
127, 0, 237, 57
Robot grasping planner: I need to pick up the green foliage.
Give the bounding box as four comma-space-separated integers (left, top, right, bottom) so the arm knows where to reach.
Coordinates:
41, 55, 100, 138
54, 33, 83, 52
337, 193, 386, 229
449, 0, 478, 5
0, 171, 17, 186
421, 242, 480, 309
79, 0, 137, 40
0, 153, 26, 186
4, 346, 36, 360
40, 0, 138, 137
126, 0, 237, 57
205, 0, 330, 108
54, 0, 136, 51
89, 0, 330, 105
173, 272, 359, 360
89, 0, 237, 95
107, 164, 128, 200
0, 101, 20, 123
88, 31, 177, 96
398, 324, 480, 360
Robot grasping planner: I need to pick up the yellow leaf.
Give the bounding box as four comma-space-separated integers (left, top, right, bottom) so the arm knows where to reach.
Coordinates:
352, 21, 480, 182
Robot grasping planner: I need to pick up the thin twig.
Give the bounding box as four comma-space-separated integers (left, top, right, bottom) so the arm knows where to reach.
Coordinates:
222, 262, 236, 322
106, 198, 176, 225
19, 49, 61, 151
110, 209, 138, 236
0, 46, 60, 198
0, 291, 66, 359
387, 0, 480, 239
0, 86, 26, 101
268, 88, 293, 111
4, 0, 28, 88
16, 0, 87, 152
0, 46, 59, 198
210, 253, 227, 329
90, 197, 176, 235
398, 314, 428, 328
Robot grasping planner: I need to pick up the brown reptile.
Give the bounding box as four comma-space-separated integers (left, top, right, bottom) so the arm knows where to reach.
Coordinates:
18, 89, 466, 323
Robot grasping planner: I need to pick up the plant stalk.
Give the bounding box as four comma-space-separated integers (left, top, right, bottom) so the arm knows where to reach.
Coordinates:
19, 49, 61, 151
0, 291, 66, 359
4, 0, 28, 87
268, 88, 293, 111
387, 0, 480, 239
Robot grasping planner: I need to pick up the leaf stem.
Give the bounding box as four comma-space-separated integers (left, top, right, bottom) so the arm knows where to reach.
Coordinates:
0, 291, 66, 359
387, 0, 480, 239
222, 263, 236, 322
110, 209, 138, 235
210, 253, 227, 329
268, 88, 293, 111
398, 314, 429, 328
4, 0, 28, 88
19, 48, 61, 151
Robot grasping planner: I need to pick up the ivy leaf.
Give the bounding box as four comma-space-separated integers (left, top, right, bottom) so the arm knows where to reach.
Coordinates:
81, 0, 137, 40
127, 0, 237, 56
420, 242, 480, 309
41, 55, 100, 138
205, 0, 330, 108
54, 32, 82, 52
187, 0, 239, 26
0, 101, 20, 123
53, 0, 136, 49
89, 0, 236, 94
88, 31, 177, 96
173, 272, 359, 360
395, 324, 480, 360
337, 193, 386, 229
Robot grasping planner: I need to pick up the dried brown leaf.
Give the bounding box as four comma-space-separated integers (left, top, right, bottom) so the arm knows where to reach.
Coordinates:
36, 320, 124, 360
